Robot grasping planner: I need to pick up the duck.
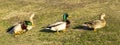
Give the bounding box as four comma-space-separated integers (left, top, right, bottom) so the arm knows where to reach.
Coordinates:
82, 13, 106, 31
45, 13, 70, 34
9, 13, 35, 37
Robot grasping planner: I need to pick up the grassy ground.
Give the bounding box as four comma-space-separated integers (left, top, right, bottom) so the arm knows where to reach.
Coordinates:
0, 0, 120, 45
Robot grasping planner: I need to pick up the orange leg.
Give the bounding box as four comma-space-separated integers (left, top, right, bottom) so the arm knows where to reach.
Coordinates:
14, 30, 25, 37
62, 29, 66, 33
14, 32, 20, 37
94, 28, 97, 32
56, 30, 60, 35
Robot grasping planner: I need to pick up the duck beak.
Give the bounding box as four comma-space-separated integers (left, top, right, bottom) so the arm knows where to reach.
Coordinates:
68, 16, 71, 18
32, 24, 35, 27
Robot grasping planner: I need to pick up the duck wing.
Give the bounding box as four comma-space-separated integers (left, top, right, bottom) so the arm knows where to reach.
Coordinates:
47, 22, 65, 27
85, 20, 100, 25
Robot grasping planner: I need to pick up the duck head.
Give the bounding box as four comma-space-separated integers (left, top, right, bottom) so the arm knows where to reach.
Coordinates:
63, 13, 69, 21
63, 13, 71, 27
25, 21, 33, 30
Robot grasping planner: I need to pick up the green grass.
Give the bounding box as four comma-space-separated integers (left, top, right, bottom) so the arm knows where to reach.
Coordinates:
0, 0, 120, 45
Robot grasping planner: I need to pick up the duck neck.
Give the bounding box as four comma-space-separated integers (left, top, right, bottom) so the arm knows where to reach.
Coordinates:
30, 18, 33, 25
66, 20, 70, 24
100, 16, 106, 23
29, 14, 35, 25
100, 16, 105, 20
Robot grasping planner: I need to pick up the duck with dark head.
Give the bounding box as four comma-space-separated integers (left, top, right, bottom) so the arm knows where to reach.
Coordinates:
8, 13, 35, 37
45, 13, 71, 34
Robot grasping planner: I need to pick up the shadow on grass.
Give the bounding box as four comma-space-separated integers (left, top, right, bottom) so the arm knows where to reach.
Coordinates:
73, 25, 94, 31
6, 26, 15, 34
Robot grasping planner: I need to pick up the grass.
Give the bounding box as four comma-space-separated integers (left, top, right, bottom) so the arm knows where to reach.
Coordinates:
0, 0, 120, 45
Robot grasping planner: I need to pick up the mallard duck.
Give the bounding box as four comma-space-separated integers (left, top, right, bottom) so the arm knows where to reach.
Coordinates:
9, 13, 35, 37
45, 13, 70, 34
82, 13, 106, 31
